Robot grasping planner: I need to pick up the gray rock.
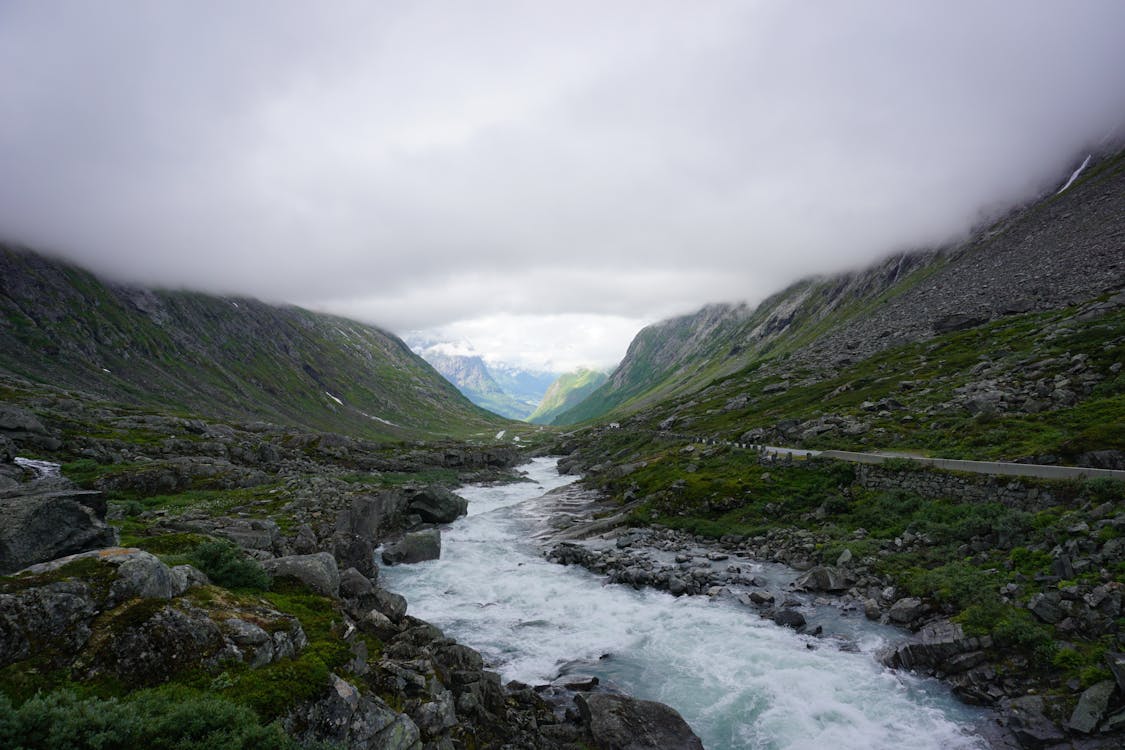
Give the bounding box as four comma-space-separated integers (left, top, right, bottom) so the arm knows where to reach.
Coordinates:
170, 564, 209, 595
262, 552, 341, 597
888, 596, 926, 624
0, 580, 96, 667
1067, 680, 1116, 734
108, 550, 180, 604
1028, 592, 1065, 624
413, 690, 457, 738
293, 524, 319, 555
0, 491, 118, 574
286, 673, 421, 750
794, 565, 849, 593
332, 533, 377, 579
933, 314, 986, 334
407, 487, 468, 524
770, 608, 807, 629
577, 692, 703, 750
1003, 696, 1065, 749
339, 567, 376, 600
382, 529, 441, 566
1106, 651, 1125, 694
336, 491, 409, 540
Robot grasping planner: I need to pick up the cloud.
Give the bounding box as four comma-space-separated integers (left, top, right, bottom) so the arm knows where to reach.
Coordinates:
2, 1, 1124, 367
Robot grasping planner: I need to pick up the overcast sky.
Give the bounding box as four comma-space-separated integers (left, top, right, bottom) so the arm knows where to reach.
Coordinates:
2, 2, 1124, 372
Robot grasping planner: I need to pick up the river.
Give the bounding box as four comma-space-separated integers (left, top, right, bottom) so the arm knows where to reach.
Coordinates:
382, 457, 988, 749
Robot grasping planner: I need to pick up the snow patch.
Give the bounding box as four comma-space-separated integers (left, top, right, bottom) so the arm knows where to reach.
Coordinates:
358, 410, 398, 427
495, 430, 506, 440
102, 368, 111, 374
1056, 154, 1091, 194
325, 392, 344, 406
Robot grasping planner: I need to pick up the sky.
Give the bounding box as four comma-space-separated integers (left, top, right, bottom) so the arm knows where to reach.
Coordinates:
2, 2, 1125, 373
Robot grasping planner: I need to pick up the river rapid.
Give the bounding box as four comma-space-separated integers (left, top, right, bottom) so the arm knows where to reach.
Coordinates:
382, 457, 988, 750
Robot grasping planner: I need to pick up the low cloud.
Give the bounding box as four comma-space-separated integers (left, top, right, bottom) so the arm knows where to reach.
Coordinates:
2, 1, 1124, 366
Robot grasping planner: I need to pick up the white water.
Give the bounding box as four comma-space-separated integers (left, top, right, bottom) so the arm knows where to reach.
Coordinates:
382, 458, 986, 750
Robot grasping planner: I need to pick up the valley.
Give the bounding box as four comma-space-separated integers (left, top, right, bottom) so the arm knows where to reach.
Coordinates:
1, 149, 1123, 749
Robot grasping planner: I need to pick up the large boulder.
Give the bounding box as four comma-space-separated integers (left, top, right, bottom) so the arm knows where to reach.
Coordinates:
406, 487, 468, 524
336, 491, 409, 540
577, 692, 703, 750
262, 552, 341, 597
0, 490, 118, 574
286, 673, 421, 750
382, 530, 441, 566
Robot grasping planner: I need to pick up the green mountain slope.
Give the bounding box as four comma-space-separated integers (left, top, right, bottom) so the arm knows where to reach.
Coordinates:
528, 368, 607, 424
556, 147, 1125, 431
0, 246, 506, 440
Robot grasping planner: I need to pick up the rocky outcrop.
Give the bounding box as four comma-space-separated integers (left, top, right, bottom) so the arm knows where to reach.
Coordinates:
0, 486, 118, 574
406, 486, 468, 524
576, 692, 704, 750
1, 547, 302, 685
262, 552, 341, 597
286, 673, 422, 750
382, 530, 441, 566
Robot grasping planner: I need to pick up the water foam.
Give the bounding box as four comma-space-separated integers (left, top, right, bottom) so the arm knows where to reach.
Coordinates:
383, 458, 986, 750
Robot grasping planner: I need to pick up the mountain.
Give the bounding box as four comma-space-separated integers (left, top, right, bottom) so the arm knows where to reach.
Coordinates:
411, 342, 559, 420
0, 246, 507, 440
555, 145, 1125, 458
417, 349, 537, 419
528, 368, 608, 424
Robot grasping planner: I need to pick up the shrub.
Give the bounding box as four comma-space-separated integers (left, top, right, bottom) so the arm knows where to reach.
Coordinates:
0, 688, 303, 749
189, 540, 270, 591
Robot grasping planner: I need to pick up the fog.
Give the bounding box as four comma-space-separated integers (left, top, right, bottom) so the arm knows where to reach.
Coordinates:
2, 1, 1123, 368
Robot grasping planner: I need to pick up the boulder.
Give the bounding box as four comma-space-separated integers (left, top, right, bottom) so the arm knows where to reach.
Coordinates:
1106, 652, 1125, 694
407, 487, 468, 524
1067, 680, 1116, 734
0, 490, 118, 574
339, 567, 376, 600
888, 596, 926, 624
285, 673, 421, 750
576, 692, 703, 750
107, 550, 181, 604
794, 565, 849, 593
1002, 696, 1065, 749
332, 533, 377, 579
769, 608, 807, 630
336, 491, 409, 540
262, 552, 341, 597
1027, 592, 1064, 624
382, 530, 441, 566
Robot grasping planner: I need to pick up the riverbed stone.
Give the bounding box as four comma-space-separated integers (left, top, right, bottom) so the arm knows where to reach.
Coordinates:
406, 487, 468, 524
577, 692, 704, 750
382, 529, 441, 565
794, 565, 849, 593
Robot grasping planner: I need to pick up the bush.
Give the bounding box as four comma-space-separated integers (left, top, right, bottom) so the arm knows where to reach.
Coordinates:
0, 688, 304, 749
189, 540, 270, 591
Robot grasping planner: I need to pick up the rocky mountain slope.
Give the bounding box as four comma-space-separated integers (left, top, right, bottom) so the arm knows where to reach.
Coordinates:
530, 368, 607, 424
556, 147, 1125, 429
0, 246, 506, 441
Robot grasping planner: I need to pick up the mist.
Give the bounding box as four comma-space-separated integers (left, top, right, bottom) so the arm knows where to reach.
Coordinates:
2, 1, 1124, 367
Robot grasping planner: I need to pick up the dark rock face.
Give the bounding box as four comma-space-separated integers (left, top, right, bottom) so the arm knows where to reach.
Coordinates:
577, 692, 704, 750
382, 530, 441, 566
0, 489, 118, 574
406, 486, 468, 524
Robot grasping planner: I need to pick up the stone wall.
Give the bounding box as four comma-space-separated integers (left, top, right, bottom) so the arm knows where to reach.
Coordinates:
852, 462, 1059, 511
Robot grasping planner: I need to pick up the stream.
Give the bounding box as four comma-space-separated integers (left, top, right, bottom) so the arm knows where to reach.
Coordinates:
382, 457, 988, 749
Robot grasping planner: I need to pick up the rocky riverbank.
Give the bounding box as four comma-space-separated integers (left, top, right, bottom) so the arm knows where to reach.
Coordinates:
1, 429, 704, 749
539, 475, 1125, 750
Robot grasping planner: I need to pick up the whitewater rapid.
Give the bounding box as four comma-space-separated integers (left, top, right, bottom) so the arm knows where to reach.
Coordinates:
382, 457, 987, 750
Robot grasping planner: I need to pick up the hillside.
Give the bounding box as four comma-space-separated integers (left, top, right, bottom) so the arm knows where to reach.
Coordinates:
0, 246, 507, 441
528, 368, 607, 424
556, 147, 1125, 432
